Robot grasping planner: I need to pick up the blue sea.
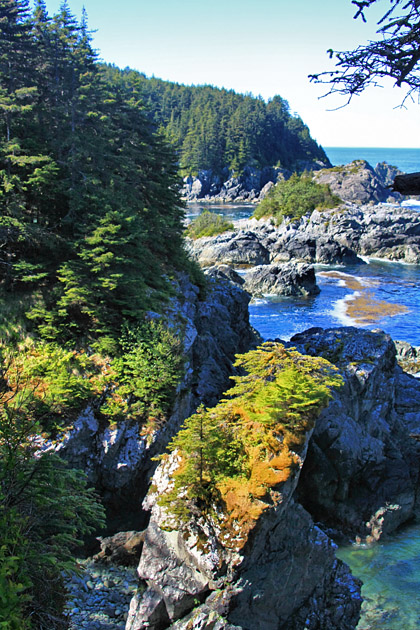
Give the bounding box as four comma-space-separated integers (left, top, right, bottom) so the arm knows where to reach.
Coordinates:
188, 147, 420, 629
324, 146, 420, 175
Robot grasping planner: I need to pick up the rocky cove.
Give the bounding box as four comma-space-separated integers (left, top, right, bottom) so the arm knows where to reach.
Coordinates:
55, 161, 420, 630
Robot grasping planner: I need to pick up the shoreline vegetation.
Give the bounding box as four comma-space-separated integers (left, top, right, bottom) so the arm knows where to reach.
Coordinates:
2, 0, 420, 629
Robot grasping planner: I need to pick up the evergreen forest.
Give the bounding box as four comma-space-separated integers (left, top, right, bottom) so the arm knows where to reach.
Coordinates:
0, 0, 333, 626
102, 65, 330, 175
0, 0, 190, 626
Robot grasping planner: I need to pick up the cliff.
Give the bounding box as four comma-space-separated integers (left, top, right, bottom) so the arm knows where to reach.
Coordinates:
125, 328, 420, 630
40, 273, 260, 531
182, 159, 402, 204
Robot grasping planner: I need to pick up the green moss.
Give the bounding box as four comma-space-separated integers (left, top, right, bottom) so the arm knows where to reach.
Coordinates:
158, 342, 342, 548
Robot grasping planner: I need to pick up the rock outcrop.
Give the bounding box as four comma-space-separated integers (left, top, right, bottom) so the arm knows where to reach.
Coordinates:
181, 160, 402, 204
243, 262, 320, 297
289, 327, 420, 540
181, 162, 328, 203
125, 327, 420, 630
313, 160, 402, 205
126, 438, 361, 630
188, 203, 420, 266
41, 273, 259, 530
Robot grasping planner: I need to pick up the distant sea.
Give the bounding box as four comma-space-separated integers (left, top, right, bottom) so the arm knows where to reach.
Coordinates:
324, 146, 420, 174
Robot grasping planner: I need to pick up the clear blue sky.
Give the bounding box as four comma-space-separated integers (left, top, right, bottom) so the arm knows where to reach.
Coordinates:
42, 0, 420, 149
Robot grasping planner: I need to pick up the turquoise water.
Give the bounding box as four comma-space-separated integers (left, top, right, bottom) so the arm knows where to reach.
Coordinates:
185, 202, 253, 221
337, 523, 420, 630
187, 149, 420, 627
324, 146, 420, 174
249, 259, 420, 629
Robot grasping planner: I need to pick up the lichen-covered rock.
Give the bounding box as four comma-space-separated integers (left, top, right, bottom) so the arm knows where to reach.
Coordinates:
313, 160, 401, 205
126, 418, 361, 630
395, 340, 420, 376
243, 262, 320, 297
289, 327, 420, 539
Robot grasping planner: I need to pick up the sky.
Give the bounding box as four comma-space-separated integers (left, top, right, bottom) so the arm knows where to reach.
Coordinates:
42, 0, 420, 149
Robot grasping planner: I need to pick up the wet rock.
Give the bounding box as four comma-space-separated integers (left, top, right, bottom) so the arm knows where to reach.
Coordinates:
94, 531, 146, 566
243, 262, 320, 297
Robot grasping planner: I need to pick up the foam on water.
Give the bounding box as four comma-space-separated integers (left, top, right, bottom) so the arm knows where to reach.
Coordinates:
248, 255, 420, 630
330, 292, 361, 327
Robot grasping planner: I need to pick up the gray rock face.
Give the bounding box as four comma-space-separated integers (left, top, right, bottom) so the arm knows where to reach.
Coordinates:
188, 230, 270, 267
189, 203, 420, 266
313, 160, 402, 205
126, 435, 361, 630
40, 273, 259, 530
243, 262, 320, 297
289, 327, 420, 539
181, 166, 295, 203
395, 340, 420, 377
125, 326, 420, 630
182, 160, 401, 204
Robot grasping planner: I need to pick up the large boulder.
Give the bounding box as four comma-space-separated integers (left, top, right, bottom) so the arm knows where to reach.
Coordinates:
289, 327, 420, 540
313, 160, 402, 205
243, 262, 320, 297
126, 436, 361, 630
187, 230, 270, 267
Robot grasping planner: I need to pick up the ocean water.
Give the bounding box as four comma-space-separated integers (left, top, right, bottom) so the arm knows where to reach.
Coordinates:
324, 146, 420, 175
243, 144, 420, 629
249, 258, 420, 630
249, 260, 420, 346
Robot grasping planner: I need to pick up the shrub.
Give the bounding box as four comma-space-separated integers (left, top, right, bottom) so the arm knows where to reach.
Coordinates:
0, 363, 105, 629
159, 342, 342, 547
101, 320, 185, 428
253, 172, 341, 222
185, 211, 234, 239
4, 341, 106, 434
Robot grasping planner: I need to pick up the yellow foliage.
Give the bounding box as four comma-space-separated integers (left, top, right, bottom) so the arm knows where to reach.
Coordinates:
159, 342, 343, 550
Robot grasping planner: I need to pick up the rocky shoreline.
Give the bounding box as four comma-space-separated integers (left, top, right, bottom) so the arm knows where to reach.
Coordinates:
125, 327, 420, 630
181, 159, 402, 205
58, 160, 420, 630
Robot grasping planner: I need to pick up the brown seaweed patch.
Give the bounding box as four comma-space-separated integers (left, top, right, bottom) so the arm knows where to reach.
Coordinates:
319, 270, 378, 291
346, 291, 408, 325
319, 271, 409, 325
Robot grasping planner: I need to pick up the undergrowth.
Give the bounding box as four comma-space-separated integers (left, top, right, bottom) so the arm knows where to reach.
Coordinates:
186, 211, 234, 239
253, 172, 341, 223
